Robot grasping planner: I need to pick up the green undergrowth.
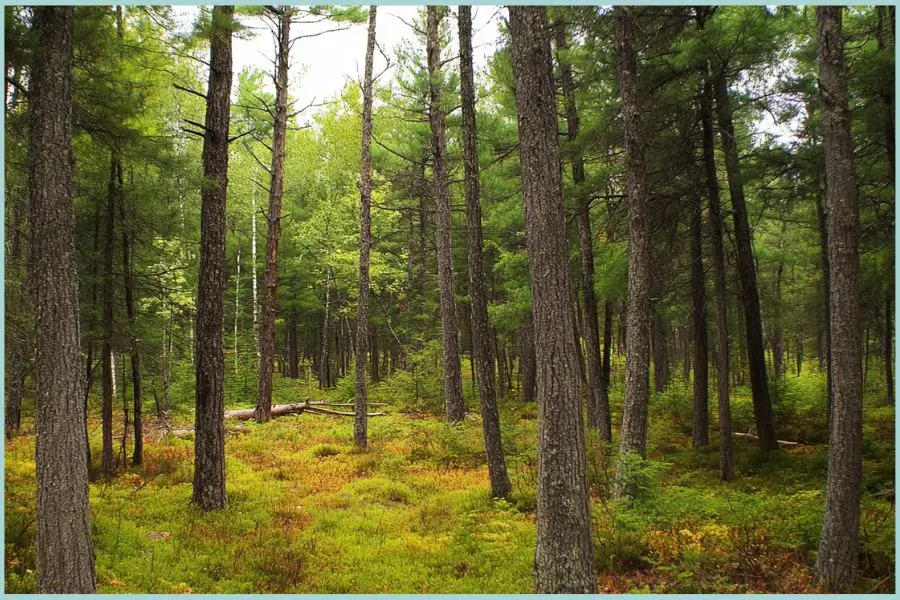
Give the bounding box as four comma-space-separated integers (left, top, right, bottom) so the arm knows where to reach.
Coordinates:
4, 367, 895, 593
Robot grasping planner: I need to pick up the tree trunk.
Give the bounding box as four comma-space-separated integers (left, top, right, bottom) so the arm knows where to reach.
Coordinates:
118, 163, 142, 466
427, 6, 466, 423
691, 187, 709, 448
615, 7, 653, 488
554, 20, 611, 442
698, 67, 733, 480
602, 300, 613, 396
712, 70, 778, 451
509, 7, 596, 593
355, 5, 376, 450
460, 4, 511, 498
101, 156, 117, 478
815, 8, 863, 590
193, 4, 233, 511
28, 6, 97, 591
256, 6, 291, 422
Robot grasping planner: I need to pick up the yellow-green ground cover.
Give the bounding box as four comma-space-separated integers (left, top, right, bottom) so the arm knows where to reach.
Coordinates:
4, 373, 895, 593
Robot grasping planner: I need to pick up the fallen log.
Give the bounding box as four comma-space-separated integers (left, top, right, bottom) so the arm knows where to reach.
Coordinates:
224, 400, 387, 421
224, 402, 311, 421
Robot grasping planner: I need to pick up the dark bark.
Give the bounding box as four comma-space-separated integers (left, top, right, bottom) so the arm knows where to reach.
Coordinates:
460, 4, 511, 498
712, 69, 778, 452
554, 20, 611, 442
28, 6, 97, 591
193, 5, 233, 511
615, 7, 652, 483
691, 187, 709, 448
427, 6, 466, 423
508, 7, 596, 593
355, 5, 376, 450
256, 6, 291, 422
816, 8, 863, 591
699, 71, 733, 481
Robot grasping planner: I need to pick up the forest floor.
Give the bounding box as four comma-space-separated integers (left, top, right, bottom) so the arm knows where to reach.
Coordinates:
4, 372, 896, 594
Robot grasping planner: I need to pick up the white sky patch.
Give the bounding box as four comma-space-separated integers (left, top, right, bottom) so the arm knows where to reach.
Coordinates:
173, 5, 502, 125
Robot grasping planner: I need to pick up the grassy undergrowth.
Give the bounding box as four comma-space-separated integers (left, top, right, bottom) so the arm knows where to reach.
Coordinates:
4, 368, 895, 593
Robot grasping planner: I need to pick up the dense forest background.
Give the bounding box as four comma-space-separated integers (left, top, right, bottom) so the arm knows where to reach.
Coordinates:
4, 4, 895, 594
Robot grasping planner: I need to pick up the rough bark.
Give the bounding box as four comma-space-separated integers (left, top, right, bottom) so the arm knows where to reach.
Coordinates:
553, 20, 611, 442
355, 5, 376, 450
193, 5, 233, 511
256, 6, 291, 422
508, 6, 596, 593
815, 7, 863, 591
460, 4, 511, 498
699, 71, 734, 481
615, 6, 652, 494
427, 5, 466, 423
712, 70, 778, 452
28, 6, 97, 591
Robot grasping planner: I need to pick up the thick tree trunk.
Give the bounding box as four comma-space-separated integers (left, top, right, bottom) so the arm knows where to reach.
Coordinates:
713, 70, 778, 452
509, 7, 596, 593
193, 5, 233, 511
691, 186, 709, 448
427, 6, 466, 423
355, 6, 376, 450
28, 7, 97, 591
554, 20, 611, 442
256, 6, 291, 422
460, 5, 511, 498
614, 8, 651, 482
699, 70, 734, 481
815, 8, 863, 591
